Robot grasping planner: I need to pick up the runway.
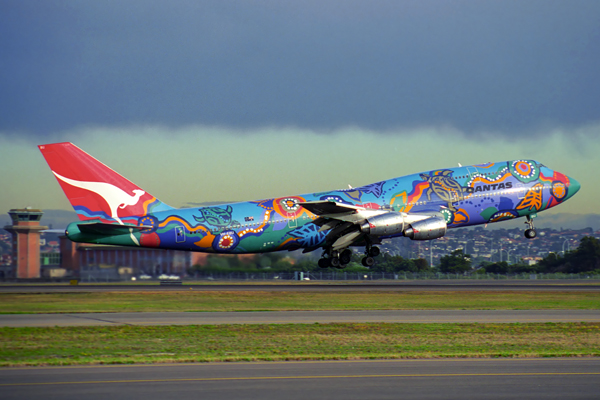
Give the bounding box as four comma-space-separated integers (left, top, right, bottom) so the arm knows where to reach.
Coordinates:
1, 280, 600, 293
3, 309, 600, 327
2, 358, 599, 400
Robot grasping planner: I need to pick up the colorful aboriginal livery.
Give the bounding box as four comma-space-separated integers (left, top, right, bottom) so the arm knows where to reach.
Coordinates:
39, 143, 581, 268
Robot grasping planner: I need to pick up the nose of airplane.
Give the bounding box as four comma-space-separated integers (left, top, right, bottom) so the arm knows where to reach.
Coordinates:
567, 176, 581, 198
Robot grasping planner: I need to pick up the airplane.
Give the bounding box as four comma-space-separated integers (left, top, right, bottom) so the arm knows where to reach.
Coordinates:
39, 142, 580, 268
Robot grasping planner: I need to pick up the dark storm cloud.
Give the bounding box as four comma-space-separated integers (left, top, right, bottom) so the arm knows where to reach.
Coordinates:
1, 0, 599, 136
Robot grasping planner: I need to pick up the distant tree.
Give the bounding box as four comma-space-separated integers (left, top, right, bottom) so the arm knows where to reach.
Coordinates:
370, 253, 401, 273
484, 261, 509, 274
413, 258, 430, 271
204, 255, 231, 271
567, 236, 600, 272
227, 255, 244, 270
272, 257, 295, 272
257, 255, 273, 269
537, 252, 561, 272
482, 261, 540, 274
293, 258, 318, 272
511, 263, 541, 274
370, 254, 427, 273
537, 236, 600, 273
344, 262, 369, 273
439, 249, 471, 273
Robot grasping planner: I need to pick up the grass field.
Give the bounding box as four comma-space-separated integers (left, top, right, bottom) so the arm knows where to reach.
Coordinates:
1, 322, 598, 366
2, 290, 598, 366
1, 290, 599, 313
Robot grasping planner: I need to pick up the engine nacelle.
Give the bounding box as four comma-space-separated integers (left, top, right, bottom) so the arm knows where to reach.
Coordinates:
404, 216, 447, 240
360, 212, 405, 236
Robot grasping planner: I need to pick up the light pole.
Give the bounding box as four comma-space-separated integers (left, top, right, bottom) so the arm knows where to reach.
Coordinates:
562, 239, 570, 256
430, 243, 433, 267
463, 239, 473, 256
498, 249, 509, 264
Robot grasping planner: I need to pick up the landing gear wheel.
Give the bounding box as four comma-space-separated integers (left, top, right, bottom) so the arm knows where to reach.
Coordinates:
318, 258, 331, 269
339, 249, 352, 265
368, 246, 380, 257
330, 257, 341, 268
361, 256, 375, 267
524, 215, 537, 239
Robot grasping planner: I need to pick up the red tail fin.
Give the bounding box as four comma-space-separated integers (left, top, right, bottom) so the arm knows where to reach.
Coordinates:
39, 142, 172, 223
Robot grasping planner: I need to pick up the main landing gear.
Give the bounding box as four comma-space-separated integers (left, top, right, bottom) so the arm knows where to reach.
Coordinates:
318, 245, 381, 269
361, 244, 380, 267
318, 248, 353, 269
524, 215, 537, 239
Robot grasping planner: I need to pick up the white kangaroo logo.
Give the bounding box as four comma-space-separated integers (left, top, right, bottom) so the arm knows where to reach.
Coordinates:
53, 172, 145, 245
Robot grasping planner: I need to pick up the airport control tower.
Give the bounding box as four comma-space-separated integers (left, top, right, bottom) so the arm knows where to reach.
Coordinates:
4, 208, 48, 279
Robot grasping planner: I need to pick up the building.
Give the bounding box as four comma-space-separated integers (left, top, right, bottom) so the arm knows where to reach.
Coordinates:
61, 237, 197, 279
3, 208, 48, 279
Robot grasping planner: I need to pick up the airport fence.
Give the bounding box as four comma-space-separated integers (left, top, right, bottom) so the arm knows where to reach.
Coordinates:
75, 270, 600, 282
187, 271, 600, 281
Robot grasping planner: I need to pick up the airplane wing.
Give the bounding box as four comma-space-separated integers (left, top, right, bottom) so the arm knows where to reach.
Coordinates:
298, 200, 362, 216
298, 200, 447, 253
298, 200, 367, 230
298, 201, 379, 251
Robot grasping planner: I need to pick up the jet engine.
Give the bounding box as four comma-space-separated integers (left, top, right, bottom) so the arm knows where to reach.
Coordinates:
404, 216, 447, 240
358, 212, 447, 240
360, 212, 405, 236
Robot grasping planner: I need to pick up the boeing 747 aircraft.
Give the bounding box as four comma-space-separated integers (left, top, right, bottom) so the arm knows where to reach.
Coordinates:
39, 142, 580, 268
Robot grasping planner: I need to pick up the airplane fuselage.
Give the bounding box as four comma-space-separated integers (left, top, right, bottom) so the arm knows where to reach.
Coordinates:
64, 159, 580, 254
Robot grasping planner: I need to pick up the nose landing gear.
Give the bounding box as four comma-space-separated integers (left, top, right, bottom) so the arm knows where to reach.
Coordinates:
524, 215, 537, 239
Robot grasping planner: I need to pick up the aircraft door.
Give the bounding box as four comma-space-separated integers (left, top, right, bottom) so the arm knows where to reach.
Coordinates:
516, 183, 526, 199
175, 226, 186, 243
466, 166, 478, 179
450, 190, 463, 202
463, 166, 479, 199
287, 213, 298, 229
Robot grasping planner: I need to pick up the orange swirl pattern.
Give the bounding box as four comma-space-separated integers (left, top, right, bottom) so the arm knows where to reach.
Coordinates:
158, 216, 207, 232
238, 210, 271, 238
469, 171, 511, 186
142, 197, 157, 214
390, 181, 428, 212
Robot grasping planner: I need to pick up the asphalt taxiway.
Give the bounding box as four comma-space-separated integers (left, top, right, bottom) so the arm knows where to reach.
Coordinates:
2, 358, 599, 400
2, 309, 600, 327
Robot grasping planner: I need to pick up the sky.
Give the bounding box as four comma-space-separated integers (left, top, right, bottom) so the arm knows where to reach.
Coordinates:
1, 0, 599, 223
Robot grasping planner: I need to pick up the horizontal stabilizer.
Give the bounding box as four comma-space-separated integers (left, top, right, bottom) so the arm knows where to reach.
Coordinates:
41, 229, 67, 234
76, 222, 152, 235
